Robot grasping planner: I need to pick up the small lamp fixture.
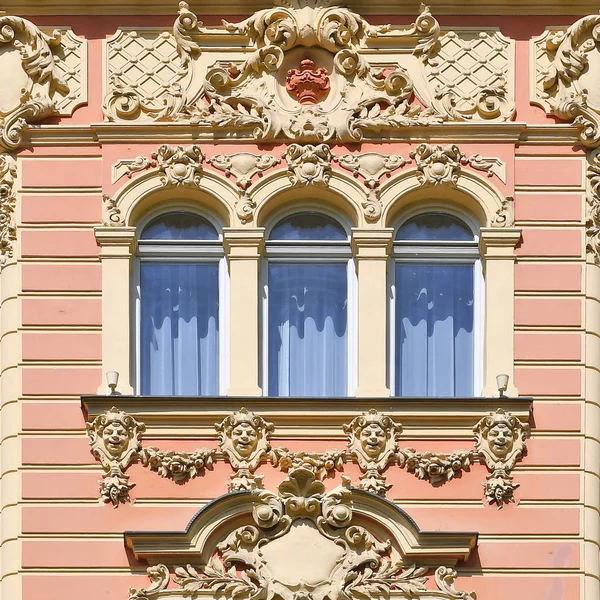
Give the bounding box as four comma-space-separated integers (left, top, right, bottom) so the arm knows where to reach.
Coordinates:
106, 371, 119, 395
496, 373, 509, 398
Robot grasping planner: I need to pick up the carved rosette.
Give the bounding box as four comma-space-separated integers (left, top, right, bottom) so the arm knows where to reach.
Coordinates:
152, 145, 204, 187
0, 154, 17, 263
215, 407, 275, 491
474, 408, 530, 508
283, 143, 333, 186
86, 407, 146, 507
343, 409, 401, 495
207, 152, 280, 222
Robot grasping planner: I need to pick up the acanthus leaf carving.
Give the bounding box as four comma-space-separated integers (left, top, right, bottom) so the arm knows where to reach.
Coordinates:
402, 449, 474, 485
86, 406, 145, 507
0, 15, 71, 150
129, 565, 170, 600
533, 15, 600, 147
587, 151, 600, 263
129, 465, 477, 600
0, 154, 17, 263
207, 152, 280, 223
272, 447, 346, 481
102, 193, 124, 227
152, 144, 204, 187
335, 152, 409, 221
283, 143, 333, 186
474, 408, 530, 508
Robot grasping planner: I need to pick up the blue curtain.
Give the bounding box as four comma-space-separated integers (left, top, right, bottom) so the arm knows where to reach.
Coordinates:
140, 263, 219, 395
395, 264, 473, 397
268, 263, 347, 396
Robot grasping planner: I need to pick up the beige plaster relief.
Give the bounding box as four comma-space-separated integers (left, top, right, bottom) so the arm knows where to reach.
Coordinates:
87, 407, 530, 508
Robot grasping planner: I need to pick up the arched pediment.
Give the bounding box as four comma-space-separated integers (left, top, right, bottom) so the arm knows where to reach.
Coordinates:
126, 467, 477, 600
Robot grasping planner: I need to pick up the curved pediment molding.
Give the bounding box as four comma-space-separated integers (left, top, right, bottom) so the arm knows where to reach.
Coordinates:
102, 0, 515, 140
126, 467, 477, 600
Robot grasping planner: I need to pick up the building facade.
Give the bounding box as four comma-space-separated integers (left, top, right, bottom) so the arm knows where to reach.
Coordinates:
0, 0, 598, 599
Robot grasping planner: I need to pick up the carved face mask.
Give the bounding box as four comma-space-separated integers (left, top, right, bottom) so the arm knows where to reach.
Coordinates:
101, 422, 130, 457
231, 422, 259, 457
487, 422, 515, 459
359, 423, 387, 459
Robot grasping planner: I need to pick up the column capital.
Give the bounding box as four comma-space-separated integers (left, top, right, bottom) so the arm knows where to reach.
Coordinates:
351, 228, 394, 258
223, 227, 265, 258
94, 227, 137, 257
479, 227, 521, 256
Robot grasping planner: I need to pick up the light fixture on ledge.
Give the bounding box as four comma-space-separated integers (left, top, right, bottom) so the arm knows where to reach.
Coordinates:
106, 371, 120, 395
496, 373, 509, 398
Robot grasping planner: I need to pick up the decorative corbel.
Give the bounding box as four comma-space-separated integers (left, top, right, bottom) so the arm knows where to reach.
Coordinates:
473, 408, 530, 508
152, 144, 204, 187
343, 409, 401, 495
86, 407, 146, 507
336, 153, 409, 222
0, 154, 17, 263
215, 407, 275, 491
207, 152, 280, 223
283, 143, 333, 186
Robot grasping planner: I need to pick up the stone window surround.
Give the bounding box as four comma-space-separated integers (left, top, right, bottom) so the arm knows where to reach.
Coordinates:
95, 230, 519, 398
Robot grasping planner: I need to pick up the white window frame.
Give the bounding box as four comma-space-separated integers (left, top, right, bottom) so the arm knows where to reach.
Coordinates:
389, 211, 484, 397
133, 209, 229, 396
261, 211, 357, 397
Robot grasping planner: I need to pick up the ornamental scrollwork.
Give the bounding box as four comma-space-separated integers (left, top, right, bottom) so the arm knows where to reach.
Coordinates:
0, 154, 17, 263
402, 449, 474, 485
152, 144, 204, 187
587, 151, 600, 264
102, 194, 124, 227
207, 152, 280, 223
0, 16, 72, 150
86, 407, 145, 507
129, 466, 477, 600
492, 196, 515, 228
474, 408, 530, 508
283, 143, 333, 186
336, 153, 409, 222
533, 15, 600, 147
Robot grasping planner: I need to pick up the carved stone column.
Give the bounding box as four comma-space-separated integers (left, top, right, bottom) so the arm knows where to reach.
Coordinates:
94, 227, 137, 394
479, 228, 521, 397
223, 228, 265, 396
352, 229, 393, 397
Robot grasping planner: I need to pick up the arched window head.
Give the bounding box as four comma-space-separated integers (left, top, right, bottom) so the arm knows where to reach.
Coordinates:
269, 212, 347, 241
140, 211, 218, 241
396, 213, 474, 242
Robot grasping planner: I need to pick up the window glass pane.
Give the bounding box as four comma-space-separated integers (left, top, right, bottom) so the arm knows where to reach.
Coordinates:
270, 212, 347, 241
140, 263, 219, 395
141, 211, 218, 240
268, 263, 348, 396
395, 264, 473, 396
396, 214, 473, 241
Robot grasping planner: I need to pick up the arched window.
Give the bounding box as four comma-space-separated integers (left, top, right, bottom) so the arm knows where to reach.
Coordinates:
137, 211, 224, 395
264, 211, 352, 397
392, 212, 481, 397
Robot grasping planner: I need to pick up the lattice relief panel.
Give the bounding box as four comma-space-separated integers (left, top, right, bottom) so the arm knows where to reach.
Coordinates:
425, 29, 514, 120
43, 28, 87, 116
104, 29, 189, 120
531, 28, 561, 111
